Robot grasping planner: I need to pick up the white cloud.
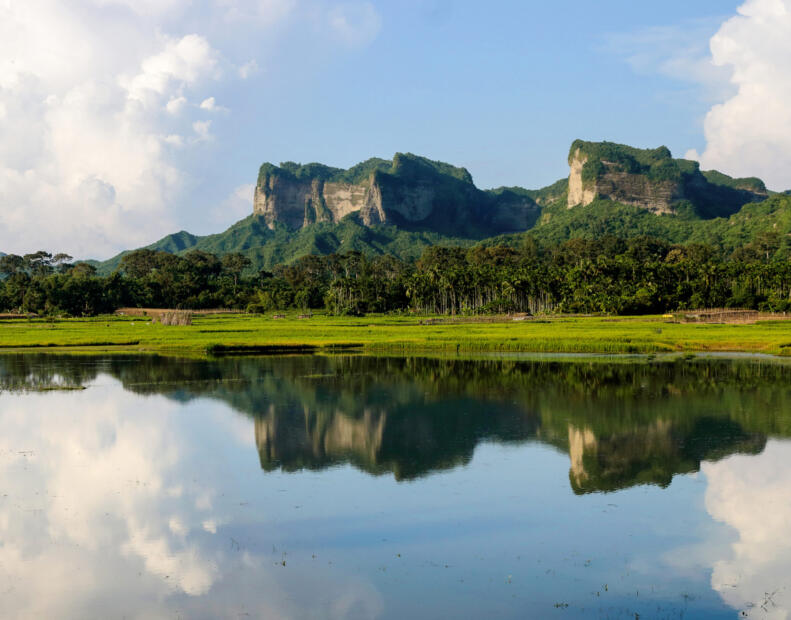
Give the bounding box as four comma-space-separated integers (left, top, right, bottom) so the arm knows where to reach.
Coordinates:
690, 0, 791, 189
192, 120, 213, 142
123, 35, 219, 106
199, 96, 229, 113
327, 2, 382, 48
166, 96, 188, 115
0, 0, 382, 258
238, 59, 260, 79
0, 3, 222, 257
164, 134, 185, 147
701, 441, 791, 617
218, 0, 297, 25
92, 0, 190, 16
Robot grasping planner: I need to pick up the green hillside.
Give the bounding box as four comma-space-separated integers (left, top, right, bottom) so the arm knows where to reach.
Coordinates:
482, 194, 791, 258
95, 192, 791, 276
95, 214, 475, 275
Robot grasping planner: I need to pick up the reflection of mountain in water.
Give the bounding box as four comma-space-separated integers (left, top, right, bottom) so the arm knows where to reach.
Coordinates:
1, 353, 789, 491
567, 418, 765, 494
253, 397, 537, 480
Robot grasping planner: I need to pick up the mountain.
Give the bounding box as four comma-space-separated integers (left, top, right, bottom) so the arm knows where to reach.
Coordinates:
94, 215, 477, 275
481, 193, 791, 253
92, 141, 789, 274
567, 140, 768, 218
254, 152, 540, 237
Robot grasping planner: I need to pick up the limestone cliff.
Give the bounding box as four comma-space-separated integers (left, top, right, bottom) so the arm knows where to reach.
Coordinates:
254, 153, 539, 237
254, 404, 387, 472
567, 140, 768, 218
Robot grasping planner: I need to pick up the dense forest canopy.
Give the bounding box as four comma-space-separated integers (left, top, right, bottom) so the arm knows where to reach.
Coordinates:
1, 233, 789, 317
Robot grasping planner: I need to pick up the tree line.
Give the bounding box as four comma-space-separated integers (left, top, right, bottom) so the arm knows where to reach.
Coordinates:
1, 234, 789, 317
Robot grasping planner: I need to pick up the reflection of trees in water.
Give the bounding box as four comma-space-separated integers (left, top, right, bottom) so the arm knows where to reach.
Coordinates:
1, 353, 789, 490
0, 353, 100, 391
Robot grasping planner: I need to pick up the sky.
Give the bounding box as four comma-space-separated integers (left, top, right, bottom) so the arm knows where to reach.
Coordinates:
1, 0, 789, 259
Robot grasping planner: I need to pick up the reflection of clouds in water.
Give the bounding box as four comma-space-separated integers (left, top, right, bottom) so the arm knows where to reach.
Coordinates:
0, 388, 220, 613
702, 440, 791, 618
0, 384, 383, 618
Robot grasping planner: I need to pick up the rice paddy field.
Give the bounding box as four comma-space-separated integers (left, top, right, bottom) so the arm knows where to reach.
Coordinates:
0, 313, 789, 356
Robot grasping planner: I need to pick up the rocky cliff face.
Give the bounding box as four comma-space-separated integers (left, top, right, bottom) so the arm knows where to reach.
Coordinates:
254, 404, 387, 471
254, 153, 539, 237
567, 148, 683, 214
253, 177, 378, 229
567, 152, 596, 208
567, 141, 768, 218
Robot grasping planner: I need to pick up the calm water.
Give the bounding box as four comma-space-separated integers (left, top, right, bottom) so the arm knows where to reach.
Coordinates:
1, 354, 790, 619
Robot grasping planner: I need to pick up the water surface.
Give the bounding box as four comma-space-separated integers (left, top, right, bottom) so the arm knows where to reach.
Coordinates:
0, 354, 790, 619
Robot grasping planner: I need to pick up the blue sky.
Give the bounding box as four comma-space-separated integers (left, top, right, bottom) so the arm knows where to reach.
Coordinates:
213, 0, 740, 192
3, 0, 788, 257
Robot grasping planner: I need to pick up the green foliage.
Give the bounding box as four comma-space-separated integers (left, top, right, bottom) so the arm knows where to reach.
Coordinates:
334, 157, 393, 184
259, 158, 395, 187
482, 194, 791, 257
487, 179, 568, 211
703, 170, 767, 194
258, 155, 458, 188
570, 140, 692, 183
389, 152, 474, 184
94, 215, 476, 276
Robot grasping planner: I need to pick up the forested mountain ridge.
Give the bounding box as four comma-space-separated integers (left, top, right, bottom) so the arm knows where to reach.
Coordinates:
89, 141, 790, 275
484, 193, 791, 258
91, 216, 479, 275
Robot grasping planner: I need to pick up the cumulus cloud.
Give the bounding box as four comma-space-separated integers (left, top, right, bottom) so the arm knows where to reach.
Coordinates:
701, 441, 791, 617
124, 35, 219, 106
0, 0, 382, 258
166, 96, 188, 115
686, 0, 791, 189
192, 120, 214, 142
0, 2, 221, 257
199, 96, 229, 113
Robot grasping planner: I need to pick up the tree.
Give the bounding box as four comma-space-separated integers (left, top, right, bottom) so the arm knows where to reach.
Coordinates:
69, 263, 97, 278
0, 254, 24, 277
119, 249, 160, 279
23, 251, 54, 277
221, 253, 252, 293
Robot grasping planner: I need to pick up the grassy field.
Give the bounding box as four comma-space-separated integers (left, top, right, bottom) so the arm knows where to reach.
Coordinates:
0, 313, 789, 357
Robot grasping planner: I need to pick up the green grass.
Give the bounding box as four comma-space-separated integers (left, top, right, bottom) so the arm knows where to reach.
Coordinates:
0, 313, 789, 357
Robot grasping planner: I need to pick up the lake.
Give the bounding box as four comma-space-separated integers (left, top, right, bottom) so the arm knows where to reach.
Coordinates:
0, 353, 789, 619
